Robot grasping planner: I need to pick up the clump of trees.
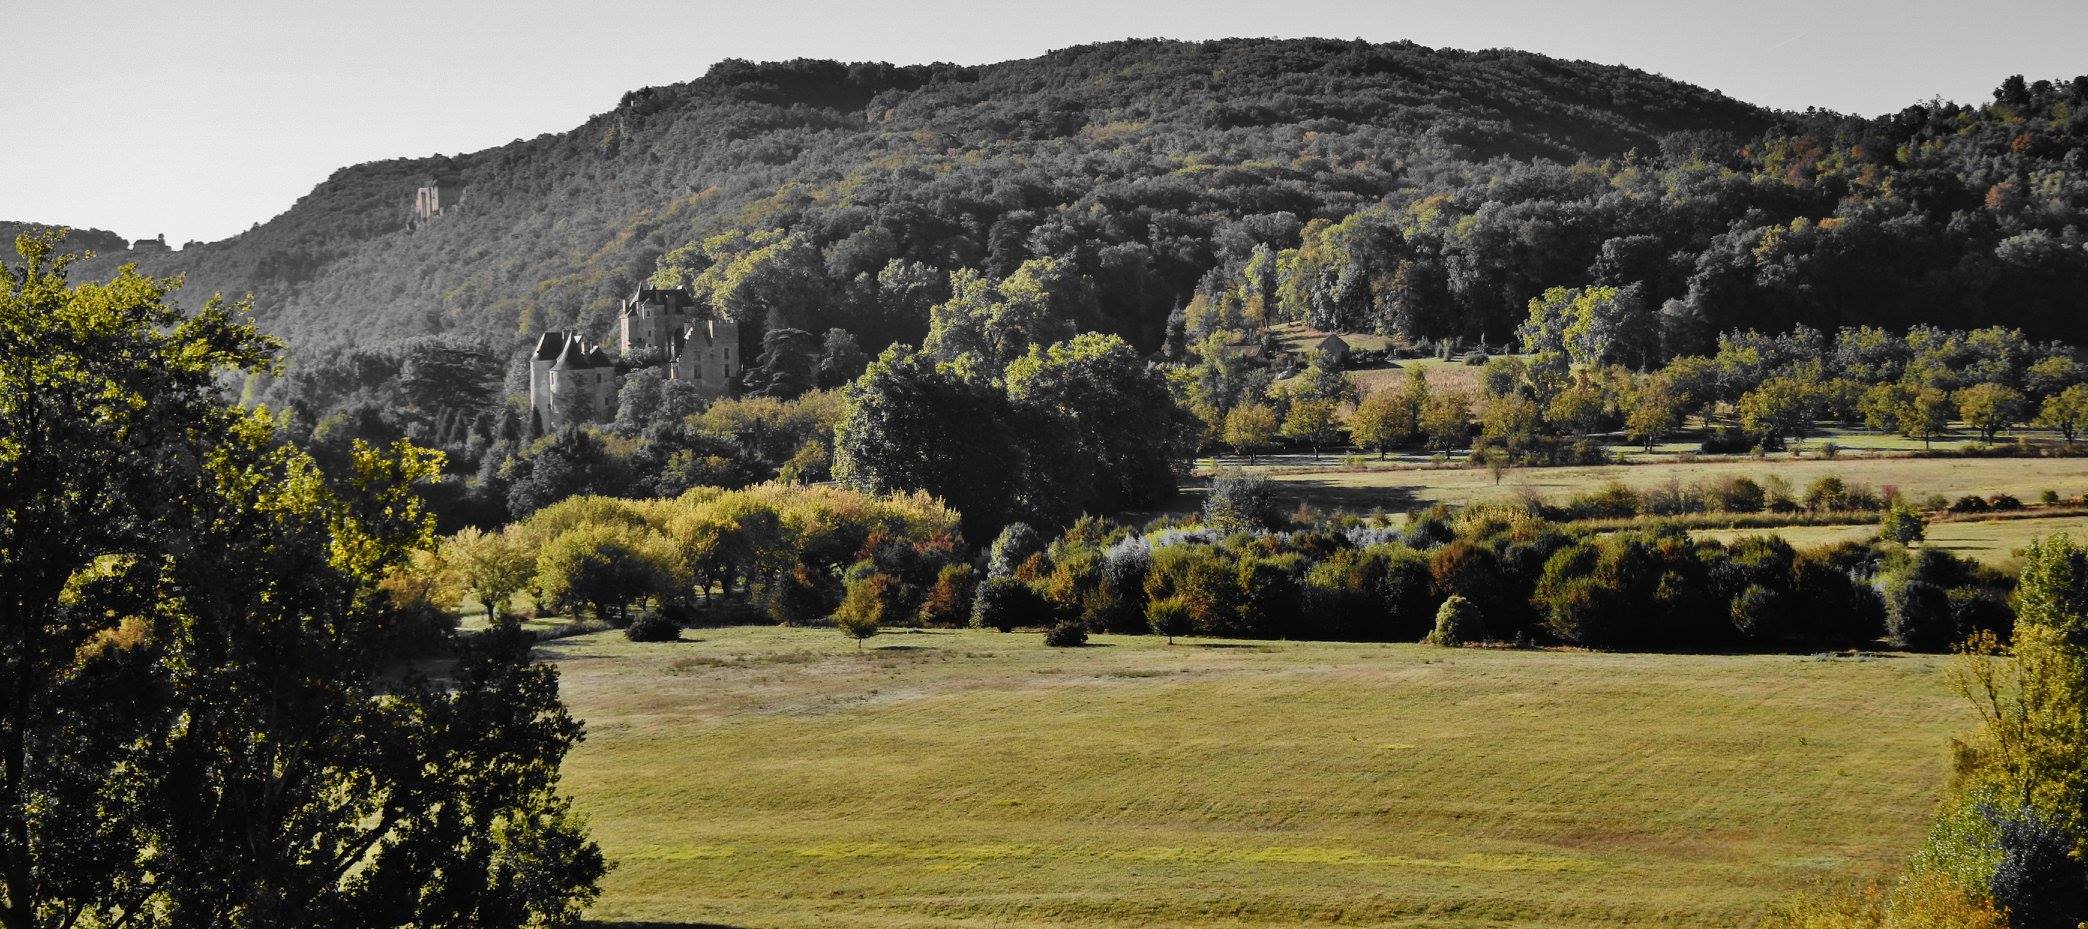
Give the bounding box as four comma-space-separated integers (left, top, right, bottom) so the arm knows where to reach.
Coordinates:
425, 483, 965, 636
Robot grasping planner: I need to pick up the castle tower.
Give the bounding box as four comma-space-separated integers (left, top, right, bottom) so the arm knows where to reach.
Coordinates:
617, 285, 698, 354
412, 175, 464, 224
667, 317, 741, 397
529, 331, 617, 429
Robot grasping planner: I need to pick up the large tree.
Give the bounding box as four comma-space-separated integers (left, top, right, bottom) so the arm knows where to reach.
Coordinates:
0, 234, 602, 929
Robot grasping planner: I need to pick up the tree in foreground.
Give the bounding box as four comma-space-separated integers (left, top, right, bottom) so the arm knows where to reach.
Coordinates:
0, 234, 603, 928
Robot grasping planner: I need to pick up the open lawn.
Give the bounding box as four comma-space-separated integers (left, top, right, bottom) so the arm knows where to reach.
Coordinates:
1253, 455, 2088, 513
556, 626, 1969, 929
1695, 512, 2088, 566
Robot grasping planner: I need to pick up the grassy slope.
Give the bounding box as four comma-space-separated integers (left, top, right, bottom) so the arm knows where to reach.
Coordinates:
554, 627, 1967, 929
1254, 455, 2088, 513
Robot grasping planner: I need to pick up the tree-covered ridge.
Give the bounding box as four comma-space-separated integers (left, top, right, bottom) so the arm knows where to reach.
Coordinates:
67, 39, 1776, 369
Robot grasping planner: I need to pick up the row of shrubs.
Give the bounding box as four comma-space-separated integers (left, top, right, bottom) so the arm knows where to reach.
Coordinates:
1547, 473, 2078, 524
938, 501, 2012, 653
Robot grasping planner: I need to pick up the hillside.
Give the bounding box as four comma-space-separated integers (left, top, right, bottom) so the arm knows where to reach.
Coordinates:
62, 38, 1776, 366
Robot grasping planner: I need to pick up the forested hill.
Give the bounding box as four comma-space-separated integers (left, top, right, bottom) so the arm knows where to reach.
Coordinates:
61, 38, 1774, 363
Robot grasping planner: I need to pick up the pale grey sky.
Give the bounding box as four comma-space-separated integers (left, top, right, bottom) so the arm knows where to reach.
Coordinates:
7, 0, 2084, 244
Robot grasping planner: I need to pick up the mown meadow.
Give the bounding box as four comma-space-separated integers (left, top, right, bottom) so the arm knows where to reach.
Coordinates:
558, 626, 1969, 929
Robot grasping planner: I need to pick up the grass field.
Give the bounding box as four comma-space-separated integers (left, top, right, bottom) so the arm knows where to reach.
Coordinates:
1694, 512, 2088, 566
1252, 455, 2088, 513
556, 626, 1969, 929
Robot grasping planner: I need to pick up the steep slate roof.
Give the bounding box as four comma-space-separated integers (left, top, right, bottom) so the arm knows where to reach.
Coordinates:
550, 334, 611, 371
533, 330, 569, 361
1318, 333, 1351, 353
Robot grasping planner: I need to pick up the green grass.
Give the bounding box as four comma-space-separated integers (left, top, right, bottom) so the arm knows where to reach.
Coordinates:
553, 626, 1970, 928
1695, 512, 2088, 566
1255, 455, 2088, 514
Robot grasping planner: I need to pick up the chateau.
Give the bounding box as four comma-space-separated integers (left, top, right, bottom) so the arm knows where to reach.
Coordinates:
527, 284, 741, 430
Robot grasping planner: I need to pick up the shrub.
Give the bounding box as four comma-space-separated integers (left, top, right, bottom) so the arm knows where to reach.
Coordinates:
1950, 494, 1992, 513
2041, 489, 2062, 505
1803, 476, 1848, 512
972, 576, 1050, 632
1710, 476, 1767, 514
917, 564, 977, 627
1728, 584, 1784, 641
768, 561, 839, 626
988, 522, 1043, 577
1987, 493, 2024, 511
1043, 620, 1089, 647
1425, 595, 1483, 646
1700, 425, 1753, 454
624, 611, 681, 642
1983, 803, 2088, 929
1204, 471, 1282, 533
1886, 579, 1956, 650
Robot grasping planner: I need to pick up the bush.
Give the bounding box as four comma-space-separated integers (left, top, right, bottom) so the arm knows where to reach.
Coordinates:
988, 522, 1044, 577
972, 576, 1050, 632
624, 611, 681, 642
1983, 803, 2088, 929
1987, 493, 2024, 511
1700, 426, 1753, 454
1950, 494, 1992, 513
1710, 477, 1767, 513
1887, 579, 1957, 650
1043, 620, 1089, 647
917, 564, 978, 627
1728, 584, 1784, 641
1204, 471, 1282, 533
1425, 595, 1483, 646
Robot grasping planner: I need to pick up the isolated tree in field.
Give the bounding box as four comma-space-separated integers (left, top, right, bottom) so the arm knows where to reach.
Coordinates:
1625, 388, 1680, 451
1896, 386, 1955, 449
1737, 376, 1816, 448
1280, 397, 1342, 458
0, 233, 602, 928
1419, 391, 1473, 450
1880, 499, 1928, 546
833, 571, 892, 650
446, 525, 535, 621
1957, 383, 2029, 441
2037, 383, 2088, 442
1222, 402, 1279, 461
1347, 388, 1407, 457
1148, 596, 1194, 644
1546, 382, 1607, 437
1479, 393, 1541, 451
